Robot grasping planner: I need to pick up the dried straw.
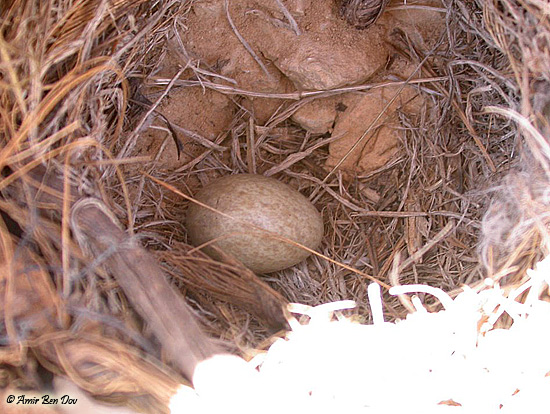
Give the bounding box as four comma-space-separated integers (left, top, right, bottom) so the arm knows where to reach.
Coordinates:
1, 0, 550, 411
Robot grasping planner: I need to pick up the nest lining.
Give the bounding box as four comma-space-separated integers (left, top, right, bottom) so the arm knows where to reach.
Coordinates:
1, 0, 550, 412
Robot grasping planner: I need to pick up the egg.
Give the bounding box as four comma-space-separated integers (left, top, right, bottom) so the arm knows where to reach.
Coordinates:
185, 174, 324, 273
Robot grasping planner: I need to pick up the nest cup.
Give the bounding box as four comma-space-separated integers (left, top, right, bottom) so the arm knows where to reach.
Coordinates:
1, 0, 550, 412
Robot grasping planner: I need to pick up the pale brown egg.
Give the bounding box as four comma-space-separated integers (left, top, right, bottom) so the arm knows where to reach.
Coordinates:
186, 174, 324, 273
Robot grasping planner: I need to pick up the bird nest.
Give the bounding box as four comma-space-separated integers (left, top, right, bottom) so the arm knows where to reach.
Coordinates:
1, 0, 550, 412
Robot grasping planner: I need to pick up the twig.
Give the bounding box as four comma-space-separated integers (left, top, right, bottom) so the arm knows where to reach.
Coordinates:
398, 221, 456, 273
274, 0, 301, 35
152, 76, 448, 99
388, 252, 416, 313
224, 0, 273, 80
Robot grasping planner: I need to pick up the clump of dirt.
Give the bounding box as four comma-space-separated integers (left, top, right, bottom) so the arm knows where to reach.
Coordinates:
291, 96, 341, 134
138, 87, 234, 170
325, 83, 423, 174
137, 0, 446, 177
187, 0, 389, 90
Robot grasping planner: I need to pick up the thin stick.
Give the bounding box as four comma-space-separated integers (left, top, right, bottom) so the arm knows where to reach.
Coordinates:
398, 221, 455, 273
152, 76, 447, 100
274, 0, 301, 35
225, 0, 273, 80
389, 252, 416, 313
247, 117, 257, 174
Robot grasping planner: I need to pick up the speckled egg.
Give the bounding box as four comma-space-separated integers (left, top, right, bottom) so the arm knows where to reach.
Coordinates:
185, 174, 324, 273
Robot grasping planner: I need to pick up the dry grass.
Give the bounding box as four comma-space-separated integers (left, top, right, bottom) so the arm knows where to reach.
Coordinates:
1, 0, 550, 412
135, 0, 521, 335
0, 0, 191, 412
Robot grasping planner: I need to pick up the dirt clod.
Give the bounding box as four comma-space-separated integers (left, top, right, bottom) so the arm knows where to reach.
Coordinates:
325, 85, 422, 174
291, 96, 341, 134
